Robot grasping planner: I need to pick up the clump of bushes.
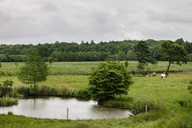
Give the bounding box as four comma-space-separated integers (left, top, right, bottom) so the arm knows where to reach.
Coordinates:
178, 100, 192, 108
188, 80, 192, 94
74, 88, 91, 99
130, 98, 161, 115
103, 96, 133, 108
0, 79, 13, 98
0, 97, 18, 106
103, 96, 161, 115
0, 79, 18, 106
7, 111, 14, 115
16, 85, 74, 97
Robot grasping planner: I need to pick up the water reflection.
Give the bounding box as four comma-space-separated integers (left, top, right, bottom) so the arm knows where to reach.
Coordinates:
0, 97, 131, 120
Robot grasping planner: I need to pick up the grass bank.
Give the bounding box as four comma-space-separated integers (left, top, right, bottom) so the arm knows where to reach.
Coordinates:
0, 107, 191, 128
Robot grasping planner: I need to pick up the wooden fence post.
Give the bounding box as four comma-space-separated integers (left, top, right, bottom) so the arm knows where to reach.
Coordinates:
67, 108, 69, 120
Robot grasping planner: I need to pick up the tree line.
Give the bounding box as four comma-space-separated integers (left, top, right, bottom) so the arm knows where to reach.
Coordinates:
0, 38, 192, 62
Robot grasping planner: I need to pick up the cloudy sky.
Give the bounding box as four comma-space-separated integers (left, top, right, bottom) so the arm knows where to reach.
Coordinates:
0, 0, 192, 44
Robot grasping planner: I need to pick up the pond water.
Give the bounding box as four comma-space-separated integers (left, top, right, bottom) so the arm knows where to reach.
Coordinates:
0, 97, 132, 120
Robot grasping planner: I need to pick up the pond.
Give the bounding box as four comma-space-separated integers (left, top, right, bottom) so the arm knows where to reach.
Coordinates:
0, 97, 132, 120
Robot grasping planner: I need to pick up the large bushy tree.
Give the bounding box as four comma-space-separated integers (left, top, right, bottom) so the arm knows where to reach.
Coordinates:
88, 60, 133, 104
133, 40, 157, 73
17, 51, 48, 86
159, 40, 188, 73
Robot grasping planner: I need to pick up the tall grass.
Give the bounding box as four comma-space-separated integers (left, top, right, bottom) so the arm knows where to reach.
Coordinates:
16, 85, 74, 97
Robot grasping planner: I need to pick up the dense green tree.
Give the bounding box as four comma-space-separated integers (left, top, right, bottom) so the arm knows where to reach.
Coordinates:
17, 51, 48, 86
50, 51, 62, 61
175, 38, 184, 45
37, 46, 49, 57
88, 60, 133, 104
90, 40, 95, 44
187, 53, 192, 62
0, 54, 8, 62
117, 51, 127, 60
0, 39, 191, 62
134, 40, 156, 65
151, 46, 162, 61
133, 40, 157, 72
126, 50, 137, 61
48, 57, 54, 67
77, 52, 85, 61
124, 60, 128, 68
183, 41, 192, 54
159, 40, 188, 73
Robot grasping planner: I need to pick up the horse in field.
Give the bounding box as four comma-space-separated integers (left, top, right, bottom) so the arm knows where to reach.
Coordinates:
161, 72, 168, 78
142, 72, 147, 76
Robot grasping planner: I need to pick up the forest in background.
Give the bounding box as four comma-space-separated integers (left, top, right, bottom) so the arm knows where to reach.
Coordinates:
0, 38, 192, 62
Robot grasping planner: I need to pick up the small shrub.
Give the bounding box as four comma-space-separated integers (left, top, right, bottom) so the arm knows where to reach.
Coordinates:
130, 98, 160, 115
0, 79, 13, 97
7, 111, 13, 115
188, 80, 192, 94
178, 100, 192, 108
29, 85, 38, 96
56, 86, 74, 97
75, 88, 91, 99
0, 71, 4, 76
16, 86, 29, 96
10, 89, 22, 98
38, 85, 52, 95
49, 88, 57, 96
103, 96, 133, 108
0, 97, 18, 106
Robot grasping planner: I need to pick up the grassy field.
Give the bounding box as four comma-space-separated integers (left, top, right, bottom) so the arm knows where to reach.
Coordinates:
0, 61, 192, 127
1, 61, 192, 76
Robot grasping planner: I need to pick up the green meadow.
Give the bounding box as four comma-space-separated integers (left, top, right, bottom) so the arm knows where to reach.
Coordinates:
0, 61, 192, 128
0, 61, 192, 76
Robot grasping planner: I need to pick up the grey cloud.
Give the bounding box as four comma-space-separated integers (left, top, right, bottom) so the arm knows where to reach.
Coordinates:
40, 2, 61, 12
0, 0, 192, 44
0, 10, 11, 24
148, 11, 192, 24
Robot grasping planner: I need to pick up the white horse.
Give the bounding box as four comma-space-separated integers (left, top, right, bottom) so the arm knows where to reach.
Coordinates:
161, 73, 167, 78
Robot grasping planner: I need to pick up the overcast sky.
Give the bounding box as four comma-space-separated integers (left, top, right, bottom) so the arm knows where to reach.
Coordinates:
0, 0, 192, 44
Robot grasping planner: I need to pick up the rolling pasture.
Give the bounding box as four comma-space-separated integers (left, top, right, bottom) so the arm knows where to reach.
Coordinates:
0, 61, 192, 128
0, 61, 192, 76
